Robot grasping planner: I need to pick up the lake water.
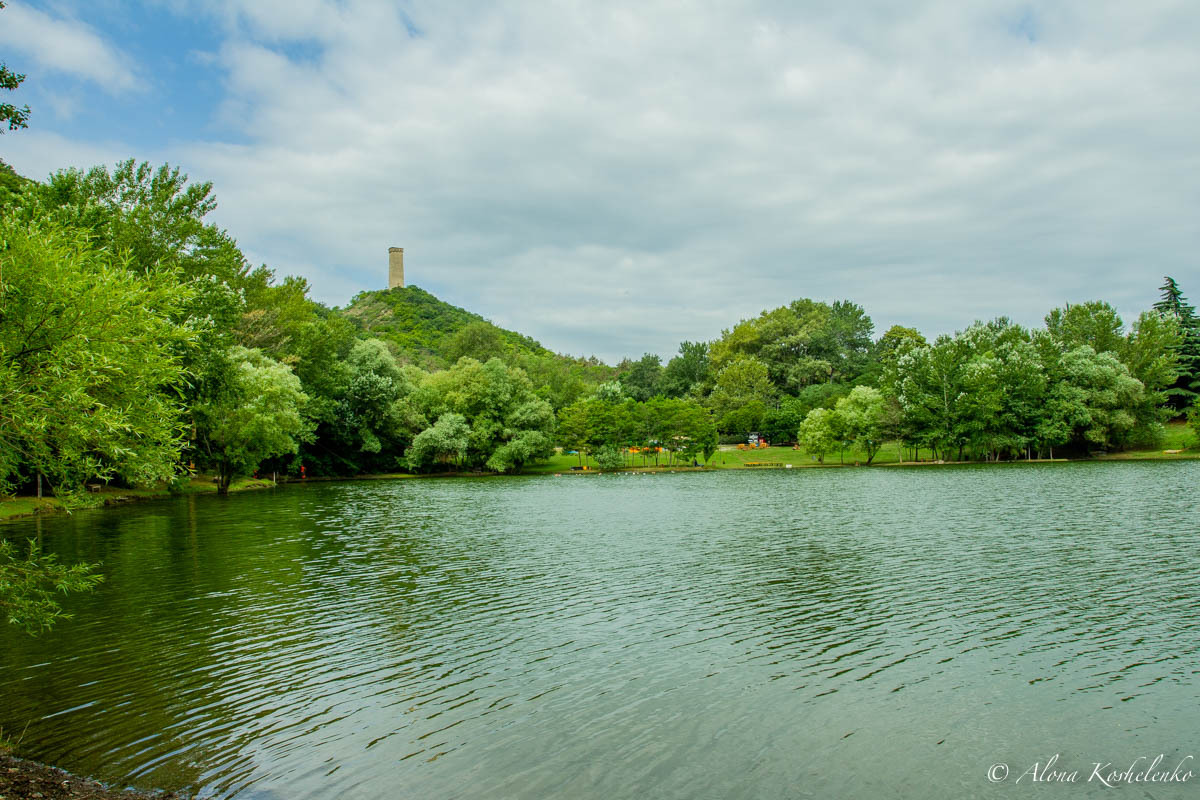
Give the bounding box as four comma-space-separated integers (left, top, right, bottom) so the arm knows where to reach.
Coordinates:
2, 462, 1198, 799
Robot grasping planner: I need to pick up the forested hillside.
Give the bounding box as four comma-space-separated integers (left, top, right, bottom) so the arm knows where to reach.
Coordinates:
342, 286, 552, 369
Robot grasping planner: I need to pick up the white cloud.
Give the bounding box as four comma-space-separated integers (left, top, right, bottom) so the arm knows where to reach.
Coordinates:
0, 2, 142, 92
10, 1, 1200, 360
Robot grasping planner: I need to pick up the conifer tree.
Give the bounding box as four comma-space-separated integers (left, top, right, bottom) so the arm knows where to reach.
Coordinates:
1153, 277, 1200, 410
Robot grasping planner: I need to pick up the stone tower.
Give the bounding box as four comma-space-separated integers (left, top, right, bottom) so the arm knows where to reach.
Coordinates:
388, 247, 404, 289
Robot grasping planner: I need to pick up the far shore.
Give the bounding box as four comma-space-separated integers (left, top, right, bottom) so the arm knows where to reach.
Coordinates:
3, 440, 1194, 524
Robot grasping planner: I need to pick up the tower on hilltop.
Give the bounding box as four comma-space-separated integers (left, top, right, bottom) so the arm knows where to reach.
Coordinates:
388, 247, 404, 289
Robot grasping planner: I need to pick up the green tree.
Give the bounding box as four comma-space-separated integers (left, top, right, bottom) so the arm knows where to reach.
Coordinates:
660, 340, 710, 398
1154, 276, 1196, 320
895, 335, 970, 460
406, 412, 470, 470
0, 2, 30, 133
446, 320, 508, 363
798, 407, 839, 464
1122, 310, 1183, 406
709, 357, 775, 432
593, 444, 625, 470
877, 324, 927, 395
1051, 346, 1151, 452
618, 353, 663, 402
709, 298, 874, 391
757, 383, 848, 445
1044, 301, 1125, 356
835, 386, 886, 464
410, 357, 555, 473
0, 216, 190, 492
1152, 276, 1200, 410
0, 540, 102, 634
514, 353, 590, 411
193, 346, 313, 492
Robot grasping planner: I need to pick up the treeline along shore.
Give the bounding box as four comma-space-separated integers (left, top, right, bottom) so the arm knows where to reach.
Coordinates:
1, 157, 1199, 507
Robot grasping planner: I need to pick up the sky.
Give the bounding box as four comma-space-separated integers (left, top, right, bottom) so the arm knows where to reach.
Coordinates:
2, 1, 1198, 363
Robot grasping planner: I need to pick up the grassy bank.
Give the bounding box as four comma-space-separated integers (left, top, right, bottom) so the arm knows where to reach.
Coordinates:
531, 421, 1197, 473
1096, 420, 1196, 461
0, 476, 277, 522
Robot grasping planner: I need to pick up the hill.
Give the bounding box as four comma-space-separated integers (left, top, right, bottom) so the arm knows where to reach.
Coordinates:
340, 285, 555, 369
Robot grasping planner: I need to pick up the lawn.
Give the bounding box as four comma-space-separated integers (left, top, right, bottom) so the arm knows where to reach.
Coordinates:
0, 476, 278, 522
1097, 420, 1196, 461
526, 421, 1198, 474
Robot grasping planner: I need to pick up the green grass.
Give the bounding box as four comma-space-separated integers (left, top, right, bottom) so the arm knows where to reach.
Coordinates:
0, 496, 66, 520
525, 424, 1200, 475
0, 475, 278, 522
524, 441, 905, 474
1097, 421, 1198, 461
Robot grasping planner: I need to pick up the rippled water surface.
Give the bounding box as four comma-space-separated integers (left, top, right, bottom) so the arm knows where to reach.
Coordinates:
2, 462, 1199, 799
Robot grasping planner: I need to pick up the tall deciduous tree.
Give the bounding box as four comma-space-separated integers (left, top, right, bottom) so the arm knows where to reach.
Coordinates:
618, 353, 664, 402
0, 216, 190, 492
835, 386, 886, 464
193, 346, 312, 493
660, 340, 710, 398
709, 356, 775, 433
406, 413, 470, 470
409, 357, 554, 473
798, 407, 839, 464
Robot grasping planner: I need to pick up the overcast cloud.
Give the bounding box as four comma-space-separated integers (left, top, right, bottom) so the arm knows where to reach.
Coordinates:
3, 1, 1198, 362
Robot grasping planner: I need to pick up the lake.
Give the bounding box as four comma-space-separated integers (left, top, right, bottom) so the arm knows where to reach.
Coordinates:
2, 462, 1198, 799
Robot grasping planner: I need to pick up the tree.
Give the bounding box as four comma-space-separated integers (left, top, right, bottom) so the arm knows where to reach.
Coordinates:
1051, 346, 1151, 452
514, 353, 589, 411
409, 357, 555, 473
0, 216, 190, 493
0, 539, 102, 634
709, 298, 875, 392
193, 346, 313, 492
835, 386, 886, 464
798, 407, 839, 464
709, 357, 775, 431
617, 353, 663, 402
895, 335, 970, 461
660, 340, 710, 398
1154, 276, 1197, 320
1, 2, 31, 133
37, 161, 233, 280
406, 413, 470, 470
1189, 400, 1200, 446
877, 325, 927, 394
446, 321, 508, 364
1152, 277, 1200, 410
1044, 301, 1125, 356
593, 445, 624, 470
1122, 311, 1183, 406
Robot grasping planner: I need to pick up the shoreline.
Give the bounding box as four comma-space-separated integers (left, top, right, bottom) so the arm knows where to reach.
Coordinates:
0, 752, 185, 800
3, 449, 1194, 523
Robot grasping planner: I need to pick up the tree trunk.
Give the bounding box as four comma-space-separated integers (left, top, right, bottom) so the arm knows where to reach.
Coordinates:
37, 472, 42, 499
